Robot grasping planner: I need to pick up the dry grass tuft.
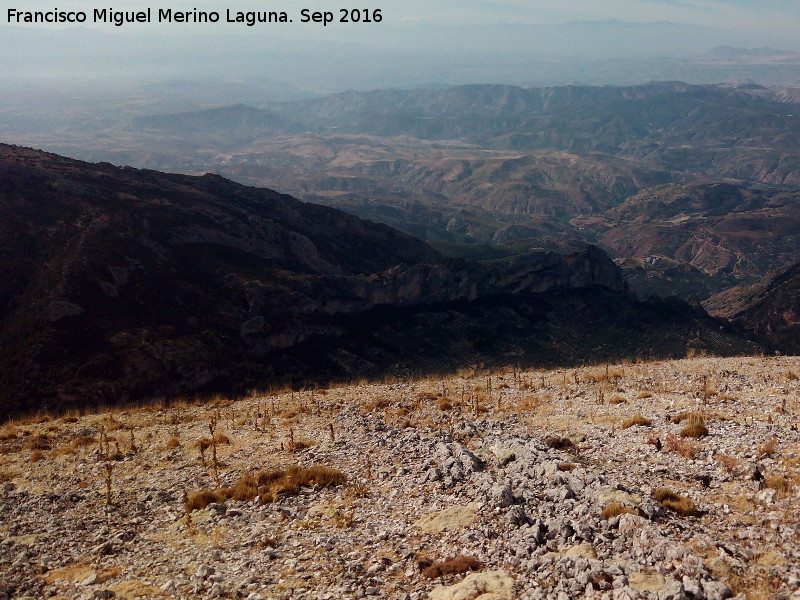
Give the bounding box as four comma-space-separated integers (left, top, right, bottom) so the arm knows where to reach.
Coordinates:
25, 434, 53, 451
654, 488, 699, 516
185, 465, 346, 512
665, 433, 700, 458
421, 555, 483, 579
715, 454, 739, 474
544, 436, 574, 450
437, 398, 454, 411
765, 475, 791, 493
622, 414, 652, 429
602, 502, 638, 519
758, 436, 778, 458
680, 414, 709, 438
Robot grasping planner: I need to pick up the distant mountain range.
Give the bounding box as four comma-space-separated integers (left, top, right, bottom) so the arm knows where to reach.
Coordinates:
0, 145, 760, 416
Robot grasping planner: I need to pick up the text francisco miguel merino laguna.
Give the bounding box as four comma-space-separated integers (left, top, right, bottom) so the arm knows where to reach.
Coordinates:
4, 7, 361, 27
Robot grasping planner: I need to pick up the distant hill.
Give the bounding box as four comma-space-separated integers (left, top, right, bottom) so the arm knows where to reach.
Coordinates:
699, 46, 800, 60
134, 104, 301, 140
0, 145, 758, 416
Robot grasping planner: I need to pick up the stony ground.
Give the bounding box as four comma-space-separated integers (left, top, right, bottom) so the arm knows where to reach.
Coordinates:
2, 356, 800, 600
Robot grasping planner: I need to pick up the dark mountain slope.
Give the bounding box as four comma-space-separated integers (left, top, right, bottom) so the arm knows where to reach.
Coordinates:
0, 145, 758, 416
704, 262, 800, 354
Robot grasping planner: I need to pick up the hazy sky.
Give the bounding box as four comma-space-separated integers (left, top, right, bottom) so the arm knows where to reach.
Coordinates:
5, 0, 799, 37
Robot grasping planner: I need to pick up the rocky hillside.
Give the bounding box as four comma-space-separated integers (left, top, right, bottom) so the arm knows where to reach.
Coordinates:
704, 261, 800, 354
1, 356, 799, 599
0, 145, 759, 417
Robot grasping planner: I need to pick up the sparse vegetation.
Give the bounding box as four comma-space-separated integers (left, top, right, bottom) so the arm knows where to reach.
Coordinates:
622, 414, 652, 429
680, 413, 709, 438
765, 475, 791, 493
758, 436, 778, 458
654, 488, 699, 516
602, 502, 638, 519
421, 555, 483, 579
185, 465, 346, 512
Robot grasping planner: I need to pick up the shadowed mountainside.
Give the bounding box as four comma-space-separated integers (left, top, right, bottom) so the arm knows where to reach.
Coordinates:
0, 146, 760, 416
704, 261, 800, 354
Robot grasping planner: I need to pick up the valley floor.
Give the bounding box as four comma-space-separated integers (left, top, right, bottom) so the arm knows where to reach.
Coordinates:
2, 356, 800, 600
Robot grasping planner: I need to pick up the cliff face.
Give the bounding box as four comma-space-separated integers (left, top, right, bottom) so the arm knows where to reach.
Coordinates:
0, 145, 753, 416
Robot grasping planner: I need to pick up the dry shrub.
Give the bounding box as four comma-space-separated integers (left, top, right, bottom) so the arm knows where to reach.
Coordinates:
518, 397, 541, 412
195, 433, 231, 452
25, 434, 53, 451
185, 489, 227, 511
758, 436, 778, 458
185, 465, 346, 511
622, 415, 652, 429
422, 556, 483, 579
70, 435, 96, 449
0, 426, 19, 441
362, 398, 391, 412
654, 488, 698, 516
609, 395, 627, 405
544, 436, 574, 450
331, 508, 355, 529
715, 454, 739, 474
665, 433, 699, 459
765, 475, 791, 493
680, 414, 709, 438
18, 414, 51, 425
344, 483, 370, 500
602, 502, 638, 519
287, 438, 314, 452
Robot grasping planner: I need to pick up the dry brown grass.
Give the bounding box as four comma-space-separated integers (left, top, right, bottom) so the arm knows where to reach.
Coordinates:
421, 556, 483, 579
715, 454, 739, 474
764, 475, 791, 494
544, 436, 574, 450
602, 502, 638, 519
0, 426, 19, 441
186, 465, 346, 512
665, 433, 700, 458
69, 435, 96, 449
680, 414, 709, 438
654, 488, 699, 516
25, 434, 53, 451
758, 436, 778, 458
622, 415, 652, 429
